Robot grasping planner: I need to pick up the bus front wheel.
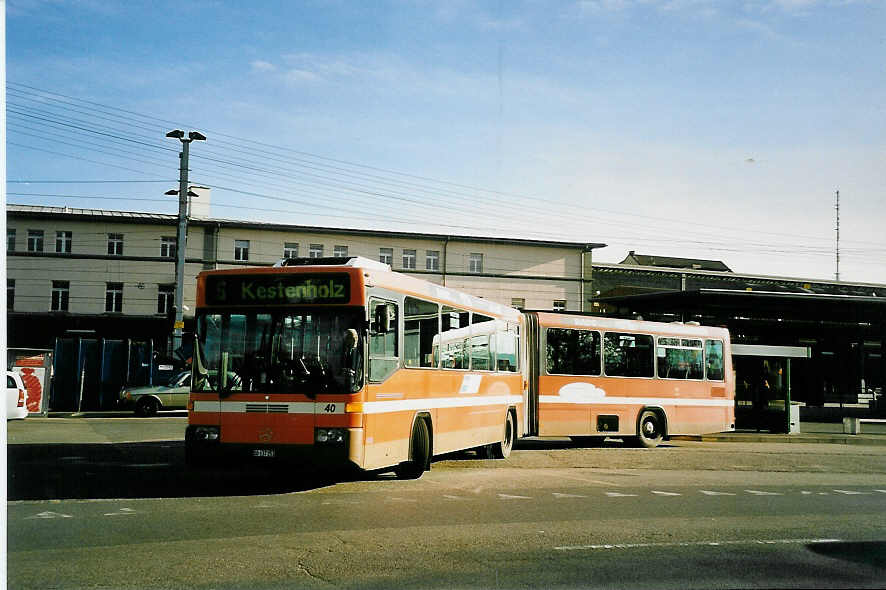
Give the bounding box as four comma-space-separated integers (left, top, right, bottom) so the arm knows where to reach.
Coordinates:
636, 410, 664, 448
396, 418, 430, 479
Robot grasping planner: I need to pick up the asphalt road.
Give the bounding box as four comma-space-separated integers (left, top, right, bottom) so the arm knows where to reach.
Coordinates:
6, 417, 886, 589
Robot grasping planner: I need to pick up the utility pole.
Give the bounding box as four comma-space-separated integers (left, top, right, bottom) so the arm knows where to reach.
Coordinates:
835, 189, 840, 282
166, 130, 206, 355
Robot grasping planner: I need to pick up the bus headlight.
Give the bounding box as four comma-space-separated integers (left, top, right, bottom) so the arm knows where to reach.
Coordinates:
192, 426, 220, 441
315, 428, 346, 444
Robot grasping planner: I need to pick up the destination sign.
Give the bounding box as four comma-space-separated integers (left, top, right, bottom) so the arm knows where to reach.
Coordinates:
205, 273, 351, 305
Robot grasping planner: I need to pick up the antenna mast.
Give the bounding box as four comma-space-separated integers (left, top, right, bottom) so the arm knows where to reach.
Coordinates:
834, 189, 840, 281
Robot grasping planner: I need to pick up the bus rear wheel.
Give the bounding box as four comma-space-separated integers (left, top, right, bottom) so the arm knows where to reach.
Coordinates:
489, 411, 516, 459
636, 410, 664, 448
396, 418, 430, 479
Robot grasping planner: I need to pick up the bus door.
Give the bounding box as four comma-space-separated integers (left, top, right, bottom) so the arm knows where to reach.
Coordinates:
523, 312, 540, 436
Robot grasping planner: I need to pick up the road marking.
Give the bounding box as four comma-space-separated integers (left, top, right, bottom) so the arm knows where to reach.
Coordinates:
745, 490, 782, 496
388, 497, 418, 503
605, 492, 639, 497
875, 490, 886, 494
555, 538, 843, 551
27, 511, 73, 519
552, 492, 588, 498
498, 493, 532, 500
442, 494, 467, 500
651, 491, 681, 496
700, 490, 736, 496
833, 489, 870, 495
104, 508, 136, 516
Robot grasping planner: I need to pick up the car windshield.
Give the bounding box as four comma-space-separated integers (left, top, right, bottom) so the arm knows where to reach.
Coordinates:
168, 371, 191, 388
194, 309, 364, 395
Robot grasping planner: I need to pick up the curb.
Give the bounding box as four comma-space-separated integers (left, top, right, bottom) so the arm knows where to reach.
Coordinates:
671, 434, 886, 446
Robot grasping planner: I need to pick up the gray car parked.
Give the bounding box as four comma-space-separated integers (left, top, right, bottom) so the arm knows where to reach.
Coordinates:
120, 371, 191, 416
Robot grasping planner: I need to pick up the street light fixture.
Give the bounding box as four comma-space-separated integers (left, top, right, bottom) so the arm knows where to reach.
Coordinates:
167, 129, 206, 356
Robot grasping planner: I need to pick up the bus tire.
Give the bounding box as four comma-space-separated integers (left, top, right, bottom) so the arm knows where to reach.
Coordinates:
636, 410, 664, 448
490, 411, 516, 459
396, 418, 430, 479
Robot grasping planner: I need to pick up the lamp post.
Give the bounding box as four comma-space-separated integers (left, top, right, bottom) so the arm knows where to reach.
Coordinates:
166, 129, 206, 355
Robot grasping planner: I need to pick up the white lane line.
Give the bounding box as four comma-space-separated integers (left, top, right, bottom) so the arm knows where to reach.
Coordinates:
700, 490, 736, 496
104, 508, 136, 516
605, 492, 639, 497
875, 490, 886, 494
833, 489, 871, 495
27, 511, 73, 519
746, 490, 783, 496
498, 493, 532, 500
651, 491, 681, 496
555, 538, 843, 551
553, 492, 588, 499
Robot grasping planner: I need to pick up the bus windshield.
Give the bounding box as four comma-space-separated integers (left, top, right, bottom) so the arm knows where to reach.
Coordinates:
195, 309, 364, 395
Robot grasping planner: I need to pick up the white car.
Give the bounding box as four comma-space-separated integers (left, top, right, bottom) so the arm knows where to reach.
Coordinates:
6, 371, 28, 420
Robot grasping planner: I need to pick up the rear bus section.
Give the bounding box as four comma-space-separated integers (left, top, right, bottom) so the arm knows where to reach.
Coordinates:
525, 312, 734, 447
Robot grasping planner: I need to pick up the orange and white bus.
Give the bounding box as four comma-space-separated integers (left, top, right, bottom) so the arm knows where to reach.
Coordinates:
186, 256, 523, 478
523, 312, 734, 447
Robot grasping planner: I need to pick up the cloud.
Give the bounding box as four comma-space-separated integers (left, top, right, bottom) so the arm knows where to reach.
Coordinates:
250, 60, 276, 73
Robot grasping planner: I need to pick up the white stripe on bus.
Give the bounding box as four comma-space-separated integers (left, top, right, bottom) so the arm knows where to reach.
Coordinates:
359, 394, 523, 414
193, 395, 523, 415
539, 395, 733, 407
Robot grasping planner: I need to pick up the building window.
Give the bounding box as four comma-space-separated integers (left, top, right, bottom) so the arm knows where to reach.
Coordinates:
379, 247, 393, 265
468, 253, 483, 273
160, 237, 176, 258
234, 239, 250, 261
426, 250, 440, 271
283, 242, 299, 258
7, 279, 14, 311
553, 300, 566, 312
105, 282, 123, 313
107, 233, 124, 256
51, 280, 70, 312
27, 230, 44, 252
7, 228, 16, 252
309, 243, 324, 258
333, 245, 348, 258
158, 285, 175, 315
511, 298, 525, 310
55, 231, 72, 254
403, 249, 416, 270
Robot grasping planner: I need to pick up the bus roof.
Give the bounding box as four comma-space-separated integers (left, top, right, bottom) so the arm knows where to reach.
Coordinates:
531, 311, 729, 339
197, 257, 522, 321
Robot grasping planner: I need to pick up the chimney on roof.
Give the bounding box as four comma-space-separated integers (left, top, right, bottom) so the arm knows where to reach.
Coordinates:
188, 186, 211, 218
629, 250, 635, 256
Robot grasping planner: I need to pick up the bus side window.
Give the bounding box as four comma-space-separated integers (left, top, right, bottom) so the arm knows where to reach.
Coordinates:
369, 300, 399, 382
705, 340, 725, 381
496, 324, 519, 372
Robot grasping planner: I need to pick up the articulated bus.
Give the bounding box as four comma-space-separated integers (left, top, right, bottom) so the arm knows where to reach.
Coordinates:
186, 257, 523, 478
522, 312, 734, 447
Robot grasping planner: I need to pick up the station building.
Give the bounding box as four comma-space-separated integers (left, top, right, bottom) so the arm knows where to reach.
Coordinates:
6, 200, 886, 422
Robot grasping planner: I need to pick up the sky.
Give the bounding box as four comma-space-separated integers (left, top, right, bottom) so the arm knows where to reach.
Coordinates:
5, 0, 885, 283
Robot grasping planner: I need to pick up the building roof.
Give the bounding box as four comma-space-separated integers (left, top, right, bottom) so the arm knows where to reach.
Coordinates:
7, 203, 606, 251
620, 250, 731, 272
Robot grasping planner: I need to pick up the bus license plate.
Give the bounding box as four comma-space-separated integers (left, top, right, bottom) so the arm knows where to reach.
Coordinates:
252, 449, 275, 458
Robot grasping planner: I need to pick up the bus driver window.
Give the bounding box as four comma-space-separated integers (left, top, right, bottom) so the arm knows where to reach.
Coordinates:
369, 300, 399, 382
